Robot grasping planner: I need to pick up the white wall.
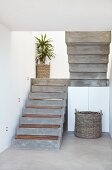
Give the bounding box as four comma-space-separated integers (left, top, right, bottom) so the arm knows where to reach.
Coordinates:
32, 31, 69, 78
109, 32, 112, 137
0, 24, 12, 152
11, 31, 35, 101
0, 28, 35, 153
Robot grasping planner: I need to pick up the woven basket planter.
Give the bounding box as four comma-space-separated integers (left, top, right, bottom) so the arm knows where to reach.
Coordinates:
75, 110, 102, 139
36, 64, 50, 78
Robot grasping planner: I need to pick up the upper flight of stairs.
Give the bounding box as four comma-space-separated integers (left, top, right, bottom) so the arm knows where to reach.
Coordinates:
65, 31, 111, 86
12, 79, 69, 150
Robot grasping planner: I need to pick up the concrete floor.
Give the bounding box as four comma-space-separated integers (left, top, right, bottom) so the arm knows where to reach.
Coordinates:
0, 132, 112, 170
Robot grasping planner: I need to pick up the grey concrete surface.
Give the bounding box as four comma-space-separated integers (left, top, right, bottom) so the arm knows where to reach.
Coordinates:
70, 72, 106, 80
0, 132, 112, 170
70, 79, 109, 87
31, 79, 70, 86
16, 127, 62, 136
67, 45, 109, 55
29, 92, 66, 99
65, 31, 111, 44
20, 116, 64, 125
26, 99, 66, 107
32, 85, 67, 93
12, 138, 61, 150
69, 63, 107, 72
23, 107, 66, 115
68, 55, 108, 64
66, 31, 110, 86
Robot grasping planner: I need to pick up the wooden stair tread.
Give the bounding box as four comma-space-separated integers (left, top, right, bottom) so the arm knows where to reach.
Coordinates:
19, 124, 60, 128
22, 114, 61, 118
26, 106, 63, 109
29, 98, 64, 100
32, 91, 65, 93
33, 84, 65, 87
16, 135, 59, 140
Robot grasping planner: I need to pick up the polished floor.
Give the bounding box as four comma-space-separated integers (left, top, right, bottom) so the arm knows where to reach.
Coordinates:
0, 132, 112, 170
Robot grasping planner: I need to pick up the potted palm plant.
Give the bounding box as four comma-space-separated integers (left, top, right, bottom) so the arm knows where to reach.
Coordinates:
35, 34, 55, 78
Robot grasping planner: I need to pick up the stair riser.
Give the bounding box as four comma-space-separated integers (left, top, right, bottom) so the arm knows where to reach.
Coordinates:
26, 100, 66, 107
70, 79, 109, 87
67, 45, 109, 55
70, 73, 106, 79
69, 64, 107, 72
29, 92, 66, 99
66, 32, 111, 44
68, 55, 108, 64
12, 139, 61, 149
32, 86, 67, 92
16, 128, 63, 136
20, 117, 64, 125
31, 79, 69, 86
23, 108, 66, 115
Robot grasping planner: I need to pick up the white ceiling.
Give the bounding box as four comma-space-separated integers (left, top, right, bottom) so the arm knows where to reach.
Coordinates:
0, 0, 112, 31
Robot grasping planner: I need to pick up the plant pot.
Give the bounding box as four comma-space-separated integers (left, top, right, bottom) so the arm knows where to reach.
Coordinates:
36, 64, 50, 78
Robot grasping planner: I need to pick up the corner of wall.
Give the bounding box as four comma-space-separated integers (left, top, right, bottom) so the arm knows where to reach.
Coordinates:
109, 31, 112, 138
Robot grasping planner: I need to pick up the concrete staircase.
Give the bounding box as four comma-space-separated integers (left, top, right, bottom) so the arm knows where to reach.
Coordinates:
12, 79, 69, 149
65, 31, 111, 86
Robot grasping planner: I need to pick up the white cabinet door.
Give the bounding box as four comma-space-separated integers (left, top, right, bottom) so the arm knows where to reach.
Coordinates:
68, 87, 88, 131
89, 87, 109, 132
68, 87, 109, 132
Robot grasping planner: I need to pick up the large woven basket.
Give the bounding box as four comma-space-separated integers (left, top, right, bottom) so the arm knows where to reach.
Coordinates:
75, 110, 102, 139
36, 64, 50, 78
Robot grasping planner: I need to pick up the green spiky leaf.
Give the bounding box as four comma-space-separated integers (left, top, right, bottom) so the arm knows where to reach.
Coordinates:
35, 34, 55, 64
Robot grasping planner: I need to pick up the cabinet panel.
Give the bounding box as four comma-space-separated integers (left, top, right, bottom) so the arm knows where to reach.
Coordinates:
68, 87, 88, 131
89, 87, 109, 132
68, 87, 109, 132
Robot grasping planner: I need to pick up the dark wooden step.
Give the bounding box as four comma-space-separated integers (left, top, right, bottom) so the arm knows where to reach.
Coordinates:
29, 98, 64, 100
32, 91, 65, 93
22, 114, 61, 118
26, 106, 63, 109
19, 124, 60, 128
15, 135, 59, 140
33, 84, 65, 87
